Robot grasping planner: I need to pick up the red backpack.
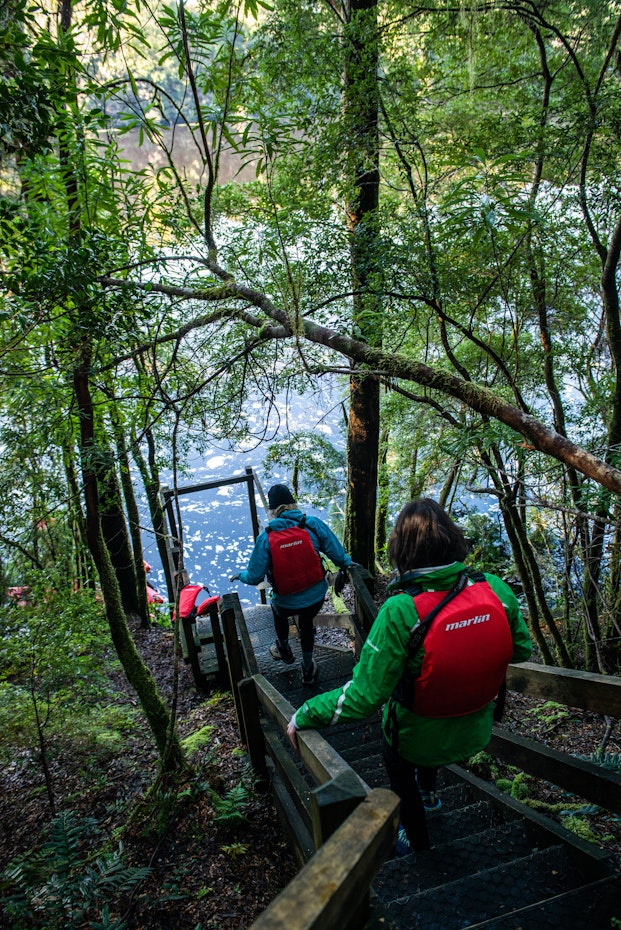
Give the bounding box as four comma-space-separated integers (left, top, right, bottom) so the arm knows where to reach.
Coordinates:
394, 571, 513, 719
266, 515, 325, 596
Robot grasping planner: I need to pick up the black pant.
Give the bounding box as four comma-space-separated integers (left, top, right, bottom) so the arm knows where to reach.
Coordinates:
382, 736, 431, 851
272, 598, 324, 654
417, 766, 438, 794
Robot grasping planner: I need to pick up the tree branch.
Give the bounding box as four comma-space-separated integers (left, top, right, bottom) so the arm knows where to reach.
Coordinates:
100, 274, 621, 495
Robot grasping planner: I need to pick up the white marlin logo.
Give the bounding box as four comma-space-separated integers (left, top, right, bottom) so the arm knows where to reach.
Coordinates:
280, 540, 304, 549
445, 614, 490, 631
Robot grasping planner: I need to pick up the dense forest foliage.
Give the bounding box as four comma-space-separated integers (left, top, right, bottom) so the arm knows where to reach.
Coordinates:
2, 1, 621, 921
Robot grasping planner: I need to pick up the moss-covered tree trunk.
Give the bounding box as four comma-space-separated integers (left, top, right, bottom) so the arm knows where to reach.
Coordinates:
73, 354, 184, 773
98, 448, 142, 620
481, 446, 570, 666
374, 426, 389, 565
63, 448, 95, 589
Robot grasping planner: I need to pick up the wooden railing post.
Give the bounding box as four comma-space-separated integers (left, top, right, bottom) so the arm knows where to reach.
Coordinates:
207, 603, 227, 689
248, 788, 400, 930
238, 677, 269, 788
311, 769, 368, 849
180, 615, 207, 691
220, 597, 247, 739
349, 564, 378, 651
506, 662, 621, 717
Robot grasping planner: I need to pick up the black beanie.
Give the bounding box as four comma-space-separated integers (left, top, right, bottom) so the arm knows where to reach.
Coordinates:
268, 483, 295, 509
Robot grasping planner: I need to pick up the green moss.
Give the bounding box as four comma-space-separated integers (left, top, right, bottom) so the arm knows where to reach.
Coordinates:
496, 778, 513, 794
561, 815, 602, 844
181, 726, 214, 755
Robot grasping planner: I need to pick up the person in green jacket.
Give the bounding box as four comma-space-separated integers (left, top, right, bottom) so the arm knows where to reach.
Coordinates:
287, 498, 532, 855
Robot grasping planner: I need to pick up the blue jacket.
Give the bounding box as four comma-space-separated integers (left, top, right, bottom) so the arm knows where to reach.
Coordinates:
239, 508, 352, 611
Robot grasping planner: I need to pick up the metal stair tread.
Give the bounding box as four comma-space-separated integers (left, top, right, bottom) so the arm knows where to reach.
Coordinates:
382, 845, 583, 930
375, 820, 547, 898
462, 873, 621, 929
426, 799, 506, 845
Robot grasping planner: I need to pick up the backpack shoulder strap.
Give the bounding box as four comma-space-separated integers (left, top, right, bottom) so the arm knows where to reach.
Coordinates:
401, 580, 423, 597
388, 578, 423, 599
407, 569, 469, 658
465, 568, 486, 583
391, 569, 471, 711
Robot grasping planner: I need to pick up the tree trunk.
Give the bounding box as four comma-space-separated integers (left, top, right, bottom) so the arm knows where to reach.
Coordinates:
73, 354, 184, 773
496, 494, 555, 665
131, 429, 175, 604
98, 450, 142, 620
342, 0, 381, 570
110, 409, 150, 627
63, 449, 95, 589
374, 425, 389, 564
438, 461, 459, 511
480, 446, 569, 666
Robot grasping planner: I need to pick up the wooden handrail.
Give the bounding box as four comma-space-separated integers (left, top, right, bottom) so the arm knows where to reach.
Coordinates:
489, 728, 621, 814
220, 592, 259, 677
253, 673, 368, 788
490, 665, 621, 814
506, 662, 621, 717
222, 595, 390, 888
248, 788, 400, 930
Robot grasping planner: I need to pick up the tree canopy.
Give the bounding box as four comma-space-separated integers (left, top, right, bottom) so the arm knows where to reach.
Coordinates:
2, 0, 621, 739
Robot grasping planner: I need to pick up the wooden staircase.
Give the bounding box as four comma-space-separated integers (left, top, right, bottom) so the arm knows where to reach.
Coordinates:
241, 602, 621, 930
371, 769, 620, 929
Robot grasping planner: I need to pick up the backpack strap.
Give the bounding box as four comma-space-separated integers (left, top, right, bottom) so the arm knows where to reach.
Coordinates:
391, 569, 471, 710
462, 569, 507, 721
406, 569, 470, 658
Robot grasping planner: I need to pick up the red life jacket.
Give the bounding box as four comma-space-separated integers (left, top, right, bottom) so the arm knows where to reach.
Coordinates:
405, 578, 513, 718
266, 515, 324, 596
173, 584, 219, 622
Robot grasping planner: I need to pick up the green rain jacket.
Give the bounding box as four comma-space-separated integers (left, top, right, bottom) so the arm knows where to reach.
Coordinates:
292, 562, 532, 768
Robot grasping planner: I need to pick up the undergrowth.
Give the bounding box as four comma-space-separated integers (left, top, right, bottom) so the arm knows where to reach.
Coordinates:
1, 810, 151, 930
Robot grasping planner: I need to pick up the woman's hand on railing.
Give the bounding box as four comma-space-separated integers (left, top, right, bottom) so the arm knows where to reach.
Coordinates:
287, 714, 299, 752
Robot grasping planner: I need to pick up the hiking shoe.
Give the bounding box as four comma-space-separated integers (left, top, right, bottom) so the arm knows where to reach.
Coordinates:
269, 642, 295, 664
420, 791, 442, 813
301, 659, 318, 686
395, 826, 413, 858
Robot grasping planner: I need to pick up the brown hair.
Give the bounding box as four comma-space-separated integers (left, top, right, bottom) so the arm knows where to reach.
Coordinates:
387, 498, 468, 576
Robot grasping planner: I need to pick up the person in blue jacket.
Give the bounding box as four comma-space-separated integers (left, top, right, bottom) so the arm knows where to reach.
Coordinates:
231, 483, 353, 685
